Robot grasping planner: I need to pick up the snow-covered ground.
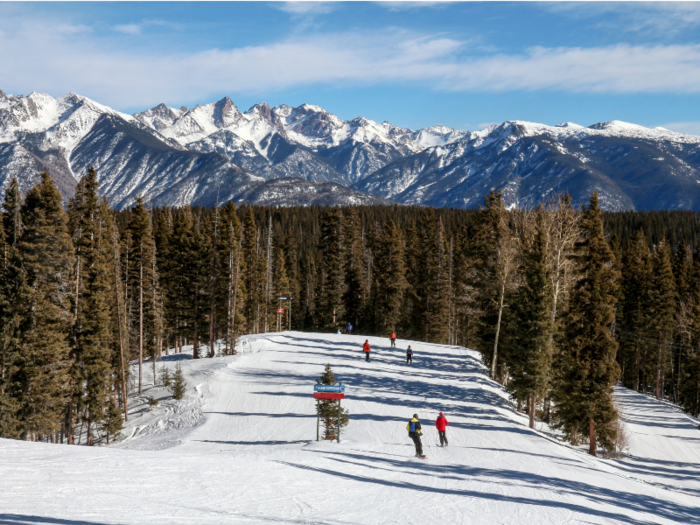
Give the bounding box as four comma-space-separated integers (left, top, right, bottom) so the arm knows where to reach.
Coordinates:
1, 332, 699, 524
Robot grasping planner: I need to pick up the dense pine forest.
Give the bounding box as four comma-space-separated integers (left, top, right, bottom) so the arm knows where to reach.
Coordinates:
2, 169, 700, 456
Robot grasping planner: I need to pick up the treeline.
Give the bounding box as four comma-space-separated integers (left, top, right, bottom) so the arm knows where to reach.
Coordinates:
2, 168, 700, 454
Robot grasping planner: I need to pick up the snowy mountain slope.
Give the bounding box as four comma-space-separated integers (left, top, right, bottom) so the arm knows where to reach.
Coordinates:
1, 332, 698, 524
0, 90, 386, 209
354, 120, 700, 211
230, 177, 394, 207
137, 97, 467, 184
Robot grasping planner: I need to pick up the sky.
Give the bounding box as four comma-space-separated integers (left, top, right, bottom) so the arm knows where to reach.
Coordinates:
1, 1, 699, 133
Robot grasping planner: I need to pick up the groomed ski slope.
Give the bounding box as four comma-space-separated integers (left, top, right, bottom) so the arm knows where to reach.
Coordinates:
1, 332, 699, 525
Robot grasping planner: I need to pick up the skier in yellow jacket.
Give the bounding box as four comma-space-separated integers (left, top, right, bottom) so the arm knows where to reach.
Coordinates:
406, 414, 425, 458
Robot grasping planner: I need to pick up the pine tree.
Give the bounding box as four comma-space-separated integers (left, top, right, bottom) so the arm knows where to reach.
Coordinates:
67, 167, 117, 444
343, 209, 369, 331
283, 228, 301, 330
15, 171, 75, 440
472, 191, 519, 380
170, 363, 186, 400
509, 206, 553, 428
648, 237, 676, 399
217, 202, 246, 354
100, 397, 123, 444
316, 363, 349, 441
272, 247, 290, 331
553, 191, 620, 456
374, 220, 408, 335
319, 209, 346, 330
242, 206, 264, 333
618, 229, 652, 391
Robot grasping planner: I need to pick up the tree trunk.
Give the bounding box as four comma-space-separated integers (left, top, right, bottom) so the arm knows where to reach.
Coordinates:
529, 393, 536, 429
491, 283, 506, 380
114, 251, 128, 421
193, 318, 199, 359
588, 417, 597, 456
139, 262, 143, 394
655, 344, 663, 399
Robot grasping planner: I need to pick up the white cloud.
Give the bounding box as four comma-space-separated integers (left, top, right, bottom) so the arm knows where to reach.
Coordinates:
276, 2, 335, 15
542, 2, 700, 35
2, 10, 700, 110
659, 122, 700, 137
114, 24, 141, 35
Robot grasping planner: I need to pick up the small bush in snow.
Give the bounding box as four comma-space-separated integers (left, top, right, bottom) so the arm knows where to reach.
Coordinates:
171, 364, 186, 400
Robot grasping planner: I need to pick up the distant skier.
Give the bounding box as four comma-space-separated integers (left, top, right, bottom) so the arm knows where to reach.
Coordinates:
436, 412, 449, 447
406, 345, 413, 364
390, 331, 397, 348
337, 329, 342, 335
407, 414, 425, 458
346, 323, 353, 335
363, 340, 371, 362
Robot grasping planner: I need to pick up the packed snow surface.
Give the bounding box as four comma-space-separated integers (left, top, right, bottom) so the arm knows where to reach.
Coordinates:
1, 332, 699, 524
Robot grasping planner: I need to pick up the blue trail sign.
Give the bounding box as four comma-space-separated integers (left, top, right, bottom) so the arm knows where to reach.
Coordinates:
314, 385, 345, 393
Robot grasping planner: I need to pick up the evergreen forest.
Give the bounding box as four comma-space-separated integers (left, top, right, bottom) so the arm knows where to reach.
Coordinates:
2, 169, 700, 456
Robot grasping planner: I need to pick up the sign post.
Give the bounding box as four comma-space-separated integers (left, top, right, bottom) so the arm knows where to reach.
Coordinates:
279, 296, 292, 331
313, 385, 345, 442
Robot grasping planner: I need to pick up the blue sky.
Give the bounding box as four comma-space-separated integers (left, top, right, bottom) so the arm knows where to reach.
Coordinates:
1, 1, 699, 133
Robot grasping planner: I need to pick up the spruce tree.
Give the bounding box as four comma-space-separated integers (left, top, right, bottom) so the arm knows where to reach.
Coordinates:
648, 237, 676, 399
316, 363, 349, 441
553, 191, 620, 456
319, 209, 345, 330
343, 209, 369, 332
15, 171, 75, 440
67, 167, 117, 444
170, 363, 186, 400
509, 206, 553, 428
374, 220, 408, 335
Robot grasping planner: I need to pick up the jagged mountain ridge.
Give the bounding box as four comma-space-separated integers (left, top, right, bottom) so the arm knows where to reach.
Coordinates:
353, 120, 700, 211
3, 88, 700, 210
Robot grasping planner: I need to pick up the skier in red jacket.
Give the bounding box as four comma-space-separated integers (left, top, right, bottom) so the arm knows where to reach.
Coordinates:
436, 412, 449, 447
389, 331, 397, 348
363, 340, 371, 362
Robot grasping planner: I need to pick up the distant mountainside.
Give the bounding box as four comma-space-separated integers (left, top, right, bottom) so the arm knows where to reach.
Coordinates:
2, 88, 700, 210
354, 120, 700, 211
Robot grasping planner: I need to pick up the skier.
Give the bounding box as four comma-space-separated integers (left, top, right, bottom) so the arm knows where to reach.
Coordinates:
363, 340, 371, 362
346, 323, 353, 335
389, 331, 397, 348
406, 345, 413, 364
406, 414, 425, 458
436, 412, 449, 447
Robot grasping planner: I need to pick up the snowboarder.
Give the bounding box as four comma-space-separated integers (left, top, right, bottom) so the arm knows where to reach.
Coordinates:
346, 323, 353, 335
406, 346, 413, 364
436, 412, 449, 447
363, 340, 371, 362
390, 331, 397, 348
407, 414, 425, 458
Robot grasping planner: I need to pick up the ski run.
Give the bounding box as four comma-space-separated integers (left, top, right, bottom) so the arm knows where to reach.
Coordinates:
1, 332, 699, 525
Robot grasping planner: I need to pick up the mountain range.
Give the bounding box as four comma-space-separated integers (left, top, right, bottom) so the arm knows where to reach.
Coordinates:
2, 88, 700, 210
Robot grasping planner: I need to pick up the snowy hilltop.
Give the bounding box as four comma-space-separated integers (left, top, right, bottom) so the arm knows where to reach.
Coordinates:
1, 332, 699, 524
3, 88, 700, 209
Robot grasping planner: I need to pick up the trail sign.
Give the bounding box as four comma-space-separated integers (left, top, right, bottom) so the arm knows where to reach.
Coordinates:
313, 392, 345, 400
277, 308, 284, 313
314, 385, 345, 393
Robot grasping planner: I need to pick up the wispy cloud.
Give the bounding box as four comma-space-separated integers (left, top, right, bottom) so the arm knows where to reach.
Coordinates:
659, 122, 700, 137
276, 2, 336, 16
114, 24, 141, 35
542, 2, 700, 35
3, 10, 700, 110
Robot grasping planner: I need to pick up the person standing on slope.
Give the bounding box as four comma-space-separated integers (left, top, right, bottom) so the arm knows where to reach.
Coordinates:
346, 323, 353, 335
406, 345, 413, 364
407, 414, 425, 458
436, 412, 449, 447
363, 339, 371, 362
389, 331, 397, 348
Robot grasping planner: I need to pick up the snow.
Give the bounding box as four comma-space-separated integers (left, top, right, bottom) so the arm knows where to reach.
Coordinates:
1, 332, 699, 524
